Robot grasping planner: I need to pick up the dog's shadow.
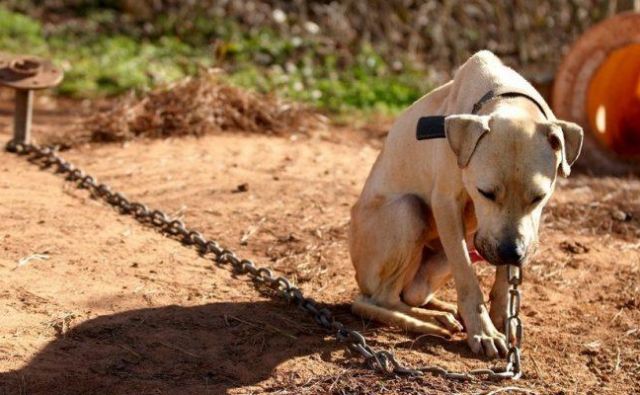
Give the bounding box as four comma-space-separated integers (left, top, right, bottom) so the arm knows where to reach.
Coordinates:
0, 293, 493, 395
0, 299, 357, 395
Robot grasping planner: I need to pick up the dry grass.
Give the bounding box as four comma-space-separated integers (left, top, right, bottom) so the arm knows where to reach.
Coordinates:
58, 70, 327, 146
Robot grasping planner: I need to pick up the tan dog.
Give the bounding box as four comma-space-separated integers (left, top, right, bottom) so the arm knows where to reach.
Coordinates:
349, 51, 583, 357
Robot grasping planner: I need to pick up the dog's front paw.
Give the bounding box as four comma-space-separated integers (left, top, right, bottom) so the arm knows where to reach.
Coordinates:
489, 292, 518, 343
461, 302, 508, 358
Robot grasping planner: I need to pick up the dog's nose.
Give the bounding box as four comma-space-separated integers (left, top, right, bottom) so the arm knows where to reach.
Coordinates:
497, 240, 525, 265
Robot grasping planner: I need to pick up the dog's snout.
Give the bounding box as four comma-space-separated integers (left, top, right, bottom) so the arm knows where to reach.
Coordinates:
497, 240, 525, 265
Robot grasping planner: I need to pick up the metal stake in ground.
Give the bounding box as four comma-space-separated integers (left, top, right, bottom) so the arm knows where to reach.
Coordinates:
0, 53, 63, 150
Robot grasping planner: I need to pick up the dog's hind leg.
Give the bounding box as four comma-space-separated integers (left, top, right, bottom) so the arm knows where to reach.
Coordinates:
401, 249, 458, 316
349, 194, 462, 336
352, 295, 453, 337
424, 298, 458, 316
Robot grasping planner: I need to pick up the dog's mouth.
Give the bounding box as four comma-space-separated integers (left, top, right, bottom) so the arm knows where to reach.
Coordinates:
468, 234, 488, 264
472, 233, 501, 266
468, 249, 484, 263
468, 249, 513, 266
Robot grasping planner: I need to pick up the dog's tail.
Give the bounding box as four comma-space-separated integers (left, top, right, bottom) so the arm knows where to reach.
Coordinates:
352, 294, 451, 338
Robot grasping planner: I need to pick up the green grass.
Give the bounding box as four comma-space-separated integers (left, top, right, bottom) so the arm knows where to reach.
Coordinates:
0, 7, 431, 113
0, 8, 211, 97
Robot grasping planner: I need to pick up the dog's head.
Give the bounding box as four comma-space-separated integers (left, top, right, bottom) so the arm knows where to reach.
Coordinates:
445, 114, 583, 266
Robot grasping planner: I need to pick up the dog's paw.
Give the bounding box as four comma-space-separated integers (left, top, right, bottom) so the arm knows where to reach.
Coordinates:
404, 307, 463, 333
468, 331, 508, 358
434, 311, 464, 333
425, 298, 459, 316
489, 301, 517, 344
489, 304, 507, 333
461, 303, 508, 358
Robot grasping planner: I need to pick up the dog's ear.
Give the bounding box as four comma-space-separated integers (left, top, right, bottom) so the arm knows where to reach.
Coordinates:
547, 120, 584, 177
445, 114, 490, 168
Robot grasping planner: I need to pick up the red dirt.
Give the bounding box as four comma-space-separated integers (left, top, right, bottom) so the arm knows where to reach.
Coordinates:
0, 97, 639, 394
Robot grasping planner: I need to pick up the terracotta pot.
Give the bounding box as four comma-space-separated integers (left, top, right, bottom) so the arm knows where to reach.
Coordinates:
553, 12, 640, 174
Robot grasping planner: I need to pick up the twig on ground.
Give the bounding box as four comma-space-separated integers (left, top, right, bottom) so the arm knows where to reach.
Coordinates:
611, 308, 625, 323
227, 315, 298, 340
118, 344, 142, 359
530, 353, 543, 379
15, 253, 49, 269
240, 217, 266, 245
158, 340, 199, 358
483, 386, 539, 395
408, 333, 452, 351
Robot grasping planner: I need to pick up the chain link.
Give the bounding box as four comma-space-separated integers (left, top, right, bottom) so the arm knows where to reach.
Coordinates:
505, 264, 523, 379
7, 141, 523, 381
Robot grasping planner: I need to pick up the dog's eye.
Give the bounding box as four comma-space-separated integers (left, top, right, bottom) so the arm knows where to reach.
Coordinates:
477, 188, 496, 201
530, 194, 545, 205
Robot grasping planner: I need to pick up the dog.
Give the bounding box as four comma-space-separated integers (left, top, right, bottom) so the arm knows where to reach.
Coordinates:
349, 50, 583, 357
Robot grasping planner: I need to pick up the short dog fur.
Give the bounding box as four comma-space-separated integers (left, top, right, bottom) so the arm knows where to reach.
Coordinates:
349, 51, 583, 357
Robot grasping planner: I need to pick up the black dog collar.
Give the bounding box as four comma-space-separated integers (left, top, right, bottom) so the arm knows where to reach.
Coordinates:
416, 90, 549, 141
415, 116, 446, 140
472, 90, 549, 119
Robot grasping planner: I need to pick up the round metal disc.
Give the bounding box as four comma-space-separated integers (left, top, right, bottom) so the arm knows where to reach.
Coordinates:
0, 53, 64, 90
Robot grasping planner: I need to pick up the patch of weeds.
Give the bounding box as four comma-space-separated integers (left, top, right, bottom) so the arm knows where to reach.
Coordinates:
51, 35, 211, 96
0, 7, 48, 54
230, 45, 431, 113
0, 7, 212, 97
0, 6, 431, 113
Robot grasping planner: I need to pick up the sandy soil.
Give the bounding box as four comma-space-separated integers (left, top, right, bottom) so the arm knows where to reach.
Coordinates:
0, 99, 639, 394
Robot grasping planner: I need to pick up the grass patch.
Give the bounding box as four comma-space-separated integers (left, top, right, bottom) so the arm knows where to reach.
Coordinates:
0, 7, 431, 113
0, 7, 210, 97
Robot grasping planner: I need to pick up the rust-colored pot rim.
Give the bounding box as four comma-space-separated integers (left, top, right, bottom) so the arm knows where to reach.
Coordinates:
553, 12, 640, 123
552, 12, 640, 171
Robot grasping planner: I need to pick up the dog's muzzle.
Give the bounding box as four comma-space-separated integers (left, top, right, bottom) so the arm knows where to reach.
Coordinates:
494, 240, 526, 266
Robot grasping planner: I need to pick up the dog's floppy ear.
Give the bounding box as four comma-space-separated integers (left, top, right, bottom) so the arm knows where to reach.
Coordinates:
445, 114, 490, 168
547, 120, 584, 177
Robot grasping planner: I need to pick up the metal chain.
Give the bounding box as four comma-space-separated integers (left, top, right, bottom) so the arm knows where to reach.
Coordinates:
7, 141, 523, 381
505, 264, 523, 379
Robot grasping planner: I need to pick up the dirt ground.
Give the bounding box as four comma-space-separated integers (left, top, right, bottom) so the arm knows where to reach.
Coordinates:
0, 97, 639, 395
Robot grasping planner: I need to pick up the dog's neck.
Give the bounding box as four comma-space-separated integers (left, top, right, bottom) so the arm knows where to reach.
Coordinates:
416, 93, 548, 141
479, 96, 549, 123
472, 90, 549, 120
